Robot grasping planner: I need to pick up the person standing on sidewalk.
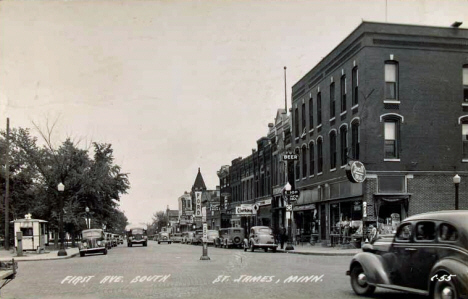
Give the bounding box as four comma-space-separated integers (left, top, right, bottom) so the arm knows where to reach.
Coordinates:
280, 226, 287, 249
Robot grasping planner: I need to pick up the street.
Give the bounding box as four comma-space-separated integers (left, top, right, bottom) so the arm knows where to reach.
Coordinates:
2, 242, 426, 299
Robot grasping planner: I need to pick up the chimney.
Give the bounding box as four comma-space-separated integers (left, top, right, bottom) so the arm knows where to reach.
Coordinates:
268, 123, 274, 128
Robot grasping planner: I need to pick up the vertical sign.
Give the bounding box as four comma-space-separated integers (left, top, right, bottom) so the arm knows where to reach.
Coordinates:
195, 191, 202, 218
202, 223, 207, 242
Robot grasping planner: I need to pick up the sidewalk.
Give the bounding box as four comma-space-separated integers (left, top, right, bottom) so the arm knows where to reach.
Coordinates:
0, 247, 79, 262
277, 243, 361, 256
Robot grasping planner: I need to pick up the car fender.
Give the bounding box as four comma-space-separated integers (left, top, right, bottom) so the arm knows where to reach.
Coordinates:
349, 252, 391, 285
430, 258, 468, 296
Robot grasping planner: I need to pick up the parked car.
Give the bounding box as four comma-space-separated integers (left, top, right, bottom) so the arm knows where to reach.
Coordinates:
79, 229, 107, 257
347, 210, 468, 298
111, 234, 118, 247
158, 232, 171, 244
104, 232, 113, 249
217, 227, 244, 248
245, 226, 277, 252
205, 230, 219, 246
183, 232, 196, 244
171, 233, 183, 243
127, 227, 148, 247
117, 234, 124, 245
192, 230, 203, 245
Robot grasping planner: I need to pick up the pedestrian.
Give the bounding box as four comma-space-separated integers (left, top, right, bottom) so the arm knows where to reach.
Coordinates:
280, 226, 286, 249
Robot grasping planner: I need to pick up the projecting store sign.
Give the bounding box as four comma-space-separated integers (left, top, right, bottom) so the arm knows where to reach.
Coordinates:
195, 192, 202, 217
235, 205, 255, 215
346, 161, 366, 183
283, 151, 298, 161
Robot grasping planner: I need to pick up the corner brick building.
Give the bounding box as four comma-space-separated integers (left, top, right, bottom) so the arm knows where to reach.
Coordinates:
290, 21, 468, 245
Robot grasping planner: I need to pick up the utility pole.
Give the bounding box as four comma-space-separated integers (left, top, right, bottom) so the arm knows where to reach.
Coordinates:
4, 118, 10, 250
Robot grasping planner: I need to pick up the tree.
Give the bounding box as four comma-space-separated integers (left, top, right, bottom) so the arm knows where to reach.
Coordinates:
151, 211, 168, 233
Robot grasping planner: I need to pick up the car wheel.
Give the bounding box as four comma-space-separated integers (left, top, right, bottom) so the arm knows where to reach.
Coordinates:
169, 242, 171, 244
350, 265, 376, 296
143, 242, 147, 247
158, 241, 161, 244
272, 247, 277, 253
264, 248, 268, 252
433, 276, 459, 299
80, 252, 85, 257
233, 237, 241, 244
250, 242, 255, 252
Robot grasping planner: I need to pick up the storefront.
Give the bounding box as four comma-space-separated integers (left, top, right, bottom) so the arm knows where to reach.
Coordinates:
373, 194, 409, 234
293, 189, 320, 243
328, 199, 363, 245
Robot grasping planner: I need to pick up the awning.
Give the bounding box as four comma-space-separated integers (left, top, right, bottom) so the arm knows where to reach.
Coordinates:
295, 189, 319, 205
373, 193, 411, 219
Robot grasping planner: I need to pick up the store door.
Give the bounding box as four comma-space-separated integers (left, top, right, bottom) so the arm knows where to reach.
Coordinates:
320, 204, 326, 240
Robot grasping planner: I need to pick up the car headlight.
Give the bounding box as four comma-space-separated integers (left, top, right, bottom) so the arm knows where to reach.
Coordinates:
129, 237, 133, 240
82, 242, 87, 248
97, 241, 102, 246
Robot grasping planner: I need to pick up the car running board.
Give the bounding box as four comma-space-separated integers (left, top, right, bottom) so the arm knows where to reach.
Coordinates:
374, 284, 429, 296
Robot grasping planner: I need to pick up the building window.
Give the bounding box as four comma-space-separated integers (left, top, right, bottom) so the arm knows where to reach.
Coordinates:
309, 143, 315, 175
341, 75, 346, 112
463, 65, 468, 102
330, 82, 335, 118
309, 96, 314, 130
384, 119, 400, 159
385, 61, 398, 100
352, 66, 358, 106
301, 102, 306, 133
317, 92, 322, 125
330, 131, 337, 169
295, 161, 300, 180
317, 138, 323, 173
294, 107, 299, 138
302, 146, 307, 178
351, 121, 360, 160
340, 126, 348, 166
462, 121, 468, 160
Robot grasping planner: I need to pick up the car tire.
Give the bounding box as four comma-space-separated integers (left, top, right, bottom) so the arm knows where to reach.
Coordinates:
169, 242, 171, 244
350, 265, 376, 296
433, 275, 459, 299
272, 247, 277, 253
80, 252, 85, 257
103, 249, 108, 255
233, 237, 241, 244
264, 248, 268, 252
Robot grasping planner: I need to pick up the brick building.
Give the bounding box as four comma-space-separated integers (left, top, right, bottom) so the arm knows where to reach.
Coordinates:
290, 21, 468, 245
217, 165, 231, 228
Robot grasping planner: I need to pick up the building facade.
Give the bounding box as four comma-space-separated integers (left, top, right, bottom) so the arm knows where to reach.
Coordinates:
290, 21, 468, 245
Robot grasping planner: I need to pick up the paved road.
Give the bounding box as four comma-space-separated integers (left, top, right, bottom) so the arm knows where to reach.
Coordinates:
1, 242, 425, 299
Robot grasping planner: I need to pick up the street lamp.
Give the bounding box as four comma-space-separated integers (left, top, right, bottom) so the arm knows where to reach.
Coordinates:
57, 182, 67, 256
453, 174, 461, 210
284, 182, 294, 251
85, 206, 90, 229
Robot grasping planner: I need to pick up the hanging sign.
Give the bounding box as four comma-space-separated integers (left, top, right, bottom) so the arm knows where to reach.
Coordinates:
195, 192, 202, 217
346, 161, 366, 183
283, 151, 298, 161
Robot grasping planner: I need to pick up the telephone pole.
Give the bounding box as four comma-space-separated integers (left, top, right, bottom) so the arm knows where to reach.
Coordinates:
4, 118, 10, 250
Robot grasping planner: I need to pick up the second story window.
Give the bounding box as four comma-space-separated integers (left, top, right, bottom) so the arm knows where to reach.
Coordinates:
302, 146, 307, 178
309, 96, 314, 130
463, 65, 468, 102
301, 102, 306, 134
317, 138, 323, 174
294, 107, 299, 138
340, 126, 348, 166
352, 66, 358, 106
384, 120, 400, 159
317, 92, 322, 125
330, 131, 337, 169
385, 61, 398, 100
309, 142, 315, 176
462, 120, 468, 161
330, 82, 335, 118
341, 75, 346, 112
351, 121, 360, 160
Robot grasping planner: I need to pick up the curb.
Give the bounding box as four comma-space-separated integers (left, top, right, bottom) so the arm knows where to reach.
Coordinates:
0, 252, 80, 262
277, 250, 358, 256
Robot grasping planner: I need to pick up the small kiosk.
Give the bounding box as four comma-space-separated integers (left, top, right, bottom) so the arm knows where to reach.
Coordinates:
12, 214, 48, 252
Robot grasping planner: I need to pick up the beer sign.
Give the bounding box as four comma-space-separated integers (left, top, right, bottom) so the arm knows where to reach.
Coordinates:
283, 151, 298, 161
346, 161, 366, 183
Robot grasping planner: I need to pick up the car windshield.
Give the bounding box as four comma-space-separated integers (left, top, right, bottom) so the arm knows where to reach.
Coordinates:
131, 229, 144, 234
258, 228, 272, 234
83, 230, 102, 238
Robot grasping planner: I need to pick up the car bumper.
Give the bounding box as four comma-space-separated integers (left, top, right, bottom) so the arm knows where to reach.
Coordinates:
80, 247, 105, 253
130, 239, 146, 243
254, 243, 278, 248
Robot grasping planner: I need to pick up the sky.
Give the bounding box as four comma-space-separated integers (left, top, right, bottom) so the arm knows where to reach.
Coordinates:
1, 0, 467, 225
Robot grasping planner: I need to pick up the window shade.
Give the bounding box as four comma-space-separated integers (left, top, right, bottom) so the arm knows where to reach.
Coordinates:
463, 67, 468, 85
385, 122, 396, 140
385, 64, 396, 82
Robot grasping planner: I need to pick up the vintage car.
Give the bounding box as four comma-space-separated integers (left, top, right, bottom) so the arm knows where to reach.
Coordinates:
347, 210, 468, 299
111, 234, 118, 247
116, 234, 124, 245
104, 232, 113, 249
79, 229, 107, 257
127, 227, 148, 247
158, 232, 171, 244
216, 227, 244, 248
192, 230, 203, 245
205, 230, 219, 245
171, 233, 183, 243
244, 226, 277, 252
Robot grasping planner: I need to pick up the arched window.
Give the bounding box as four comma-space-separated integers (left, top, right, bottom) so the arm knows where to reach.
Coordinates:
294, 147, 300, 180
317, 137, 323, 174
309, 95, 314, 130
330, 82, 335, 118
317, 92, 322, 125
461, 116, 468, 160
302, 145, 308, 178
341, 74, 347, 112
309, 142, 315, 176
385, 61, 399, 101
351, 119, 360, 160
329, 131, 337, 169
381, 114, 403, 160
340, 125, 348, 166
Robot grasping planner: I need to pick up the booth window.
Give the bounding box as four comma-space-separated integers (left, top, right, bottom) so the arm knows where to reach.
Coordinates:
21, 227, 33, 237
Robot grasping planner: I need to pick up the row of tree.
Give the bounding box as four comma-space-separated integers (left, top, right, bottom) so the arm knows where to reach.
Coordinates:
0, 123, 130, 246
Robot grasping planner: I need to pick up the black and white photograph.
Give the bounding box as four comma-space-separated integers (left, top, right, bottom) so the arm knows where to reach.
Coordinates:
1, 0, 468, 298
